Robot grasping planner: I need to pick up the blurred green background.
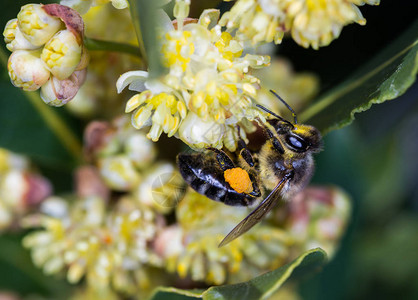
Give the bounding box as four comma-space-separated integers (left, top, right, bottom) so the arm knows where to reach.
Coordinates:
1, 0, 418, 299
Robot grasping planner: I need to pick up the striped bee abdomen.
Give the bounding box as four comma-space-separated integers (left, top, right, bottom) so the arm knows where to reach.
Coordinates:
177, 153, 256, 206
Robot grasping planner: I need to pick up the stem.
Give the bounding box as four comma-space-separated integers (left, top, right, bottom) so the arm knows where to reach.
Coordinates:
25, 92, 83, 163
84, 37, 142, 58
128, 0, 149, 65
0, 48, 82, 163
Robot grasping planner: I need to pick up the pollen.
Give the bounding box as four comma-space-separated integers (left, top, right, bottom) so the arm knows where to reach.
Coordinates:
224, 167, 253, 194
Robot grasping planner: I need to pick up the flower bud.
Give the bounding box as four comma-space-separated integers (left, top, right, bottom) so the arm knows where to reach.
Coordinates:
0, 171, 51, 214
39, 196, 69, 219
8, 49, 50, 91
111, 0, 129, 10
75, 166, 110, 201
83, 121, 113, 161
75, 46, 90, 71
17, 4, 63, 47
40, 69, 87, 107
125, 133, 156, 169
178, 112, 225, 149
3, 19, 38, 52
154, 225, 184, 258
3, 19, 17, 45
41, 29, 82, 80
98, 156, 140, 191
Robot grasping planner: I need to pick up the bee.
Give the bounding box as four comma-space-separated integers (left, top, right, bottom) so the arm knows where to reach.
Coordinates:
177, 90, 322, 247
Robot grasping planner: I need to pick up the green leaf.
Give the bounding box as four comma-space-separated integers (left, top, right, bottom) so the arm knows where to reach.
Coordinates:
300, 19, 418, 134
149, 288, 204, 300
128, 0, 167, 79
149, 248, 327, 300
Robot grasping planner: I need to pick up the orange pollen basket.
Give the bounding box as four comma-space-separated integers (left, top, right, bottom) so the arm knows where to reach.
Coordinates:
224, 167, 253, 194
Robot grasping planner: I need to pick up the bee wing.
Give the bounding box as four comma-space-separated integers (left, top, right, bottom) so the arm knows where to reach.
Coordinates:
218, 174, 291, 247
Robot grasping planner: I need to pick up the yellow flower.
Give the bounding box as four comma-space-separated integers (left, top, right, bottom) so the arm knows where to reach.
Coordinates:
117, 5, 269, 149
221, 0, 379, 49
220, 0, 286, 45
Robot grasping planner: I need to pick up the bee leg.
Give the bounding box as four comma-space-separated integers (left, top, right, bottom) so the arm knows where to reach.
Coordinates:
208, 147, 260, 197
248, 172, 261, 197
207, 147, 235, 171
259, 123, 285, 154
237, 126, 254, 167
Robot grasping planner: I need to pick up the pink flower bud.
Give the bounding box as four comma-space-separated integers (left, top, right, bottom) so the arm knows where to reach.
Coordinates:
40, 68, 87, 106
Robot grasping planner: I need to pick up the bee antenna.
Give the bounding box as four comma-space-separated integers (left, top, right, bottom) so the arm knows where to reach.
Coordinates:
256, 104, 294, 127
269, 90, 298, 124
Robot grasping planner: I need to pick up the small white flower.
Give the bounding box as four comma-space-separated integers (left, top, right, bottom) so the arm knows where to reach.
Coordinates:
99, 156, 141, 191
178, 112, 225, 149
124, 133, 156, 169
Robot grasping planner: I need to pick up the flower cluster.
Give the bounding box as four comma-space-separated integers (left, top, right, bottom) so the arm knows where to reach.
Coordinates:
84, 116, 184, 212
154, 190, 292, 284
281, 186, 351, 257
220, 0, 380, 49
0, 148, 51, 231
155, 186, 351, 284
3, 4, 88, 106
117, 4, 270, 150
22, 115, 187, 296
23, 182, 350, 295
23, 196, 161, 295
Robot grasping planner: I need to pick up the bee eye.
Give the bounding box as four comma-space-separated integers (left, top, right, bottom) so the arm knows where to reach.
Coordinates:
286, 135, 308, 151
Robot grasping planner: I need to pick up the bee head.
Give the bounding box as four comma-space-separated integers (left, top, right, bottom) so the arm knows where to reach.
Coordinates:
283, 124, 322, 153
256, 92, 322, 154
